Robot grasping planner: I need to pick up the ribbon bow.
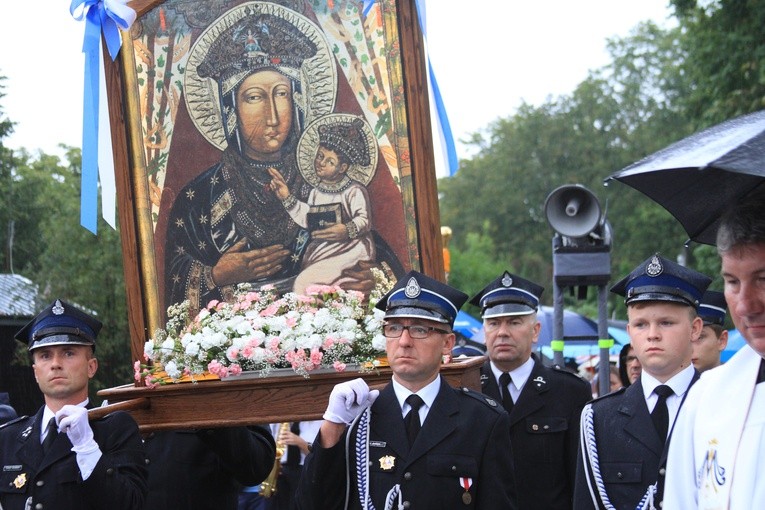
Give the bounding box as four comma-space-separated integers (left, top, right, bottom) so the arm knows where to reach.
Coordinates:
70, 0, 136, 233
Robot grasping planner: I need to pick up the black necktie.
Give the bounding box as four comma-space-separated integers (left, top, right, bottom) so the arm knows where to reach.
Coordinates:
286, 422, 300, 467
757, 358, 765, 384
404, 394, 424, 447
41, 417, 57, 454
499, 372, 514, 413
651, 385, 673, 441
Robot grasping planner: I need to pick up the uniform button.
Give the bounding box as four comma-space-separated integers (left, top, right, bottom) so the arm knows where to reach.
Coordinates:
543, 425, 550, 430
106, 468, 115, 476
36, 480, 44, 487
403, 502, 411, 509
35, 504, 43, 510
532, 424, 539, 431
659, 468, 666, 476
617, 472, 623, 479
403, 472, 412, 480
145, 458, 150, 465
462, 388, 469, 393
368, 461, 373, 467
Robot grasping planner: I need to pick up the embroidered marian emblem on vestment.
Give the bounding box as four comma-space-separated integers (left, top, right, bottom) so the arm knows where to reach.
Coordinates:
404, 278, 421, 298
698, 439, 726, 493
379, 455, 395, 471
13, 473, 26, 489
646, 256, 663, 277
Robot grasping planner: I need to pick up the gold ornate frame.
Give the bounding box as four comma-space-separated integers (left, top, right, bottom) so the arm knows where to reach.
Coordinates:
107, 0, 444, 366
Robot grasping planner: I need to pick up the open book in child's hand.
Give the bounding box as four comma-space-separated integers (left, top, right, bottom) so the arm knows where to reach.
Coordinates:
307, 203, 342, 232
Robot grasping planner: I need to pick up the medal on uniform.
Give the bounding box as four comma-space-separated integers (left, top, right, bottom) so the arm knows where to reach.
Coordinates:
460, 477, 472, 505
13, 473, 26, 488
379, 455, 395, 471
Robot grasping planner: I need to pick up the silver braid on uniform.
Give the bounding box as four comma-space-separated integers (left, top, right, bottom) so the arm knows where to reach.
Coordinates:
353, 407, 402, 510
580, 403, 658, 510
581, 404, 616, 509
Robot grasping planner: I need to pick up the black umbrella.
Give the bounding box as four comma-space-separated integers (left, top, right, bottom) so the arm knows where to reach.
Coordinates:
605, 109, 765, 245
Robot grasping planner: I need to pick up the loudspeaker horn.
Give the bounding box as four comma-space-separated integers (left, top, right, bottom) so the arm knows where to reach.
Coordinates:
544, 184, 602, 238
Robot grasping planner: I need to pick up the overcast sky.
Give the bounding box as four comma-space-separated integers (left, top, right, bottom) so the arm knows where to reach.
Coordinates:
0, 1, 674, 168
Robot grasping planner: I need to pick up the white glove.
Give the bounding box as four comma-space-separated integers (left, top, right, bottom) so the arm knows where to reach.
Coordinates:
323, 378, 379, 425
56, 405, 98, 453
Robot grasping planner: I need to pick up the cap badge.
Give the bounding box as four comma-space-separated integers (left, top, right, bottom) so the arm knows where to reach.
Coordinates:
404, 277, 421, 298
52, 300, 65, 315
501, 274, 513, 287
646, 256, 663, 277
379, 455, 395, 471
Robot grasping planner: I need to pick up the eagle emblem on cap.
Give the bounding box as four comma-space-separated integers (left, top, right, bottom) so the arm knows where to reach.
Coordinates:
52, 300, 65, 315
404, 277, 421, 298
646, 255, 663, 277
501, 274, 513, 287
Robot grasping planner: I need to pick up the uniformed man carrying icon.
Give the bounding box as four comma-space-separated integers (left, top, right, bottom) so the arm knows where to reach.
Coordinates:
0, 299, 148, 510
296, 270, 517, 509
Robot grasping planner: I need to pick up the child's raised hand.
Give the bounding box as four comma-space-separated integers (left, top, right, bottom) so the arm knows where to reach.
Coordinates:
268, 167, 289, 199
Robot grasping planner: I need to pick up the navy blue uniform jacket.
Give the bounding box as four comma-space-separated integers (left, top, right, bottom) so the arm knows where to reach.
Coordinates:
297, 377, 517, 509
0, 408, 147, 510
143, 425, 275, 510
481, 358, 592, 510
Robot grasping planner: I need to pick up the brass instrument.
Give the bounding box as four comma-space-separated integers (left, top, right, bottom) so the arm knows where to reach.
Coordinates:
260, 422, 289, 498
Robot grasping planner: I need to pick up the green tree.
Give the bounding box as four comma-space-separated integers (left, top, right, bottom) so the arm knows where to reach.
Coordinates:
26, 147, 131, 399
672, 0, 765, 124
439, 21, 695, 317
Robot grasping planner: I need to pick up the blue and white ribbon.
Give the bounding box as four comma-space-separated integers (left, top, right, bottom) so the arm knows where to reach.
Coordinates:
414, 0, 459, 177
70, 0, 136, 233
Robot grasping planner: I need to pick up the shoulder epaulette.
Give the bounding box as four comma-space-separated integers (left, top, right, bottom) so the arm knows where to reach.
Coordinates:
550, 364, 591, 384
0, 415, 29, 431
457, 387, 504, 413
589, 386, 626, 404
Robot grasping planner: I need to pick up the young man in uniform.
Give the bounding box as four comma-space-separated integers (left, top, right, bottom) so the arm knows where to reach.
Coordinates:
0, 299, 148, 510
665, 188, 765, 509
473, 270, 592, 510
297, 270, 517, 509
574, 254, 710, 509
690, 290, 729, 372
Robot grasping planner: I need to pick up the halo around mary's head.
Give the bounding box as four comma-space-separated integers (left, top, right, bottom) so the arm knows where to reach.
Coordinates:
184, 2, 336, 150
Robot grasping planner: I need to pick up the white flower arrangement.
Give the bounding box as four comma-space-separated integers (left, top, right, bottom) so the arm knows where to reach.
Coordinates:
137, 270, 394, 385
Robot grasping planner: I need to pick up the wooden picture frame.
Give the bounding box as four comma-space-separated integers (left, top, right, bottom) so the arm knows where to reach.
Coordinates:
106, 0, 445, 365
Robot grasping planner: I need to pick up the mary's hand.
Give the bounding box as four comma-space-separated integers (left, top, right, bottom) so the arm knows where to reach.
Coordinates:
212, 239, 291, 287
340, 260, 377, 295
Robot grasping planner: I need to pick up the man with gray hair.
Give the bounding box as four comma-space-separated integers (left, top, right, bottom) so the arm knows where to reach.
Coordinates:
664, 186, 765, 509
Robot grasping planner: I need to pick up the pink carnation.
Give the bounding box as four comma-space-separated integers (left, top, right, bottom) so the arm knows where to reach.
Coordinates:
228, 363, 242, 376
333, 361, 347, 372
206, 300, 220, 310
310, 348, 323, 366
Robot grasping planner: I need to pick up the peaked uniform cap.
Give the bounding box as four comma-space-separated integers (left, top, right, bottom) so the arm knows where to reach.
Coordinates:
375, 270, 468, 327
470, 271, 544, 318
698, 290, 727, 325
610, 254, 712, 308
15, 299, 102, 352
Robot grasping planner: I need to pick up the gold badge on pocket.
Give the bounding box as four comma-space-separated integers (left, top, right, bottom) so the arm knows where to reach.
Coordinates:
13, 473, 26, 489
379, 455, 395, 471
